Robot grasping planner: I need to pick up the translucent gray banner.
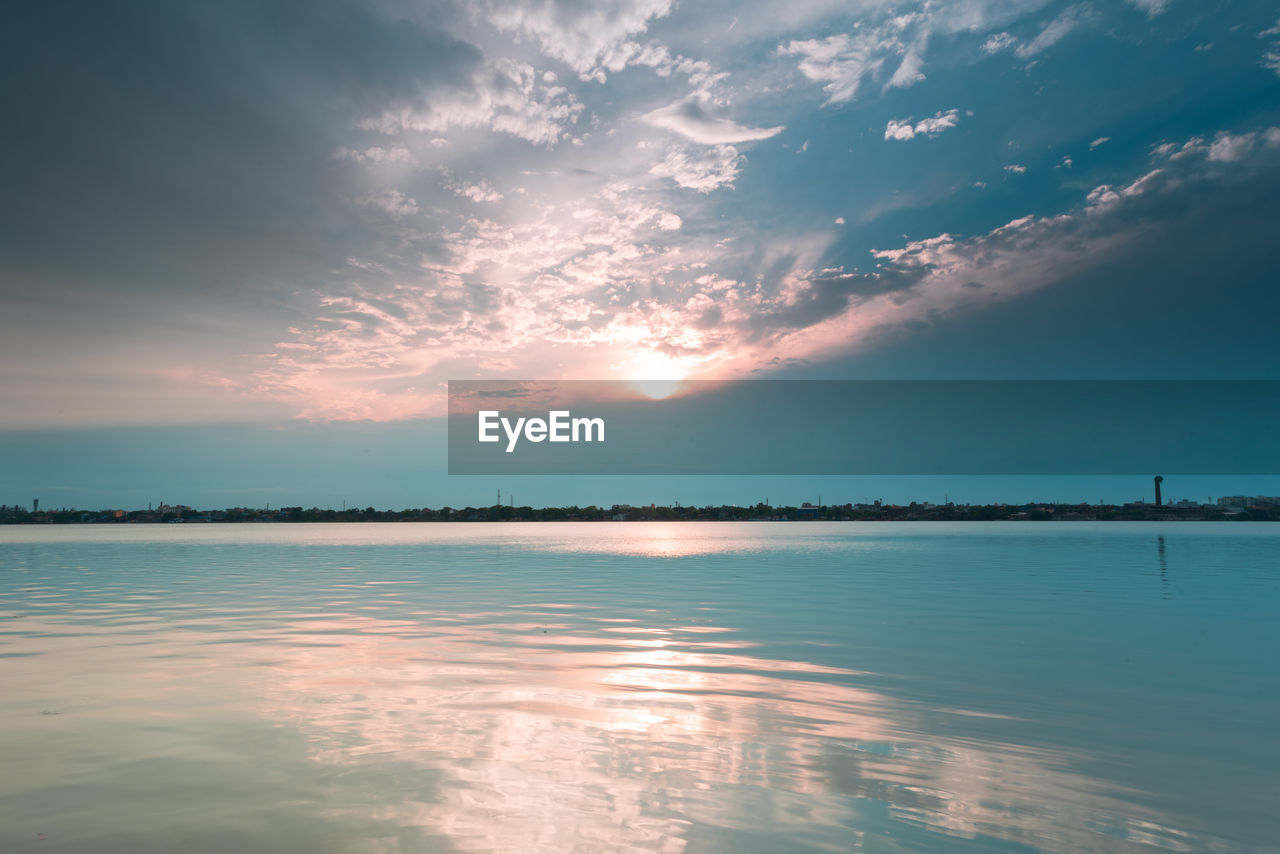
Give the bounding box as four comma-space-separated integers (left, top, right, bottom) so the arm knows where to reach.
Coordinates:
447, 380, 1280, 475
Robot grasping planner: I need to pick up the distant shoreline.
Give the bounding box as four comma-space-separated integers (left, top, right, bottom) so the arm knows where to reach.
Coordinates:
5, 501, 1278, 524
5, 519, 1280, 525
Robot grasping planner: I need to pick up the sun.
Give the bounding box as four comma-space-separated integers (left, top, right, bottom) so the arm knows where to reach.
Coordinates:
623, 351, 692, 400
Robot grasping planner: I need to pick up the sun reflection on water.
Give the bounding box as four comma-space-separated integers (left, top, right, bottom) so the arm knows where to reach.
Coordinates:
219, 613, 1202, 853
0, 606, 1224, 853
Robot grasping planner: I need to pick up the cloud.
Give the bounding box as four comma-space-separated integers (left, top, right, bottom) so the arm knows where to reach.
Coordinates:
1083, 168, 1165, 211
1206, 127, 1280, 162
767, 0, 1101, 105
9, 0, 1279, 429
1127, 0, 1170, 15
649, 144, 743, 192
1261, 19, 1280, 75
483, 0, 674, 80
578, 39, 726, 89
1208, 132, 1255, 163
254, 176, 741, 418
886, 35, 929, 90
247, 120, 1280, 420
1089, 136, 1111, 150
975, 7, 1086, 61
447, 179, 505, 203
1148, 127, 1280, 166
642, 96, 783, 144
982, 32, 1017, 54
1150, 137, 1205, 160
778, 32, 896, 104
1016, 6, 1085, 59
780, 7, 1000, 105
334, 145, 416, 165
356, 189, 419, 217
359, 58, 585, 146
752, 127, 1280, 370
884, 109, 960, 141
1004, 164, 1027, 174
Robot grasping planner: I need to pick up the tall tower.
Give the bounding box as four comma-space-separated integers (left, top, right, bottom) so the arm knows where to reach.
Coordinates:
32, 498, 38, 513
1154, 476, 1164, 507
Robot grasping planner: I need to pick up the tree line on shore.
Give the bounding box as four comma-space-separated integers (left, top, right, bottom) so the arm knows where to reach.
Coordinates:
3, 501, 1276, 523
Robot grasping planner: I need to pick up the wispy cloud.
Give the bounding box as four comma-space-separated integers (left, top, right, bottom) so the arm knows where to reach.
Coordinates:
6, 0, 1277, 428
356, 188, 419, 217
778, 22, 925, 105
1016, 6, 1085, 59
334, 145, 416, 165
1261, 18, 1280, 75
643, 96, 782, 144
256, 120, 1280, 420
1127, 0, 1170, 15
359, 60, 585, 147
483, 0, 675, 81
982, 32, 1017, 55
447, 179, 505, 203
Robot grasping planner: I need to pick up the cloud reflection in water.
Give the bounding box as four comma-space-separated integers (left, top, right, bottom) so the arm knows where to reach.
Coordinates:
254, 608, 1198, 853
3, 524, 1271, 853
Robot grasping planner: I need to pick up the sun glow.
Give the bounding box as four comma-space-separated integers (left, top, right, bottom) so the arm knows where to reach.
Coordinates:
623, 351, 692, 400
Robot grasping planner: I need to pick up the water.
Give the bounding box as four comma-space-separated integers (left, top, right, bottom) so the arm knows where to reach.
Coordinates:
1, 522, 1277, 853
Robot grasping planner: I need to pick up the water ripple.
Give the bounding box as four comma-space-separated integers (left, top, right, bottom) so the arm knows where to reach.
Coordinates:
1, 522, 1278, 853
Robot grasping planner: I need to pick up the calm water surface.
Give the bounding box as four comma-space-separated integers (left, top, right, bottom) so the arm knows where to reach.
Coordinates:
1, 522, 1277, 853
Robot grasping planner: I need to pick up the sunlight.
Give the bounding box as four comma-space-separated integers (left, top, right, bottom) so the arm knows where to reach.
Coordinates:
623, 351, 691, 400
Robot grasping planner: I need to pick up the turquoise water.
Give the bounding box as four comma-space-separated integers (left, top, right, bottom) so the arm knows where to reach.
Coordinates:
1, 522, 1277, 853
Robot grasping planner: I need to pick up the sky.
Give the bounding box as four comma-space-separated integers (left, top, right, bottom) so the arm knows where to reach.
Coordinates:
2, 0, 1279, 509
